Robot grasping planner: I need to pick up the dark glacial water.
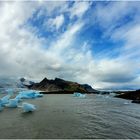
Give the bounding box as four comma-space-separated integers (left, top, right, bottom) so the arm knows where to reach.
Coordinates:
0, 94, 140, 139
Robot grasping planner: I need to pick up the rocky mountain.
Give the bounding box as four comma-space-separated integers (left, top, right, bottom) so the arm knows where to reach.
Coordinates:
27, 77, 98, 93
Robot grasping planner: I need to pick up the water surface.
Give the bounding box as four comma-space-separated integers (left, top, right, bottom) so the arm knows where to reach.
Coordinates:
0, 94, 140, 139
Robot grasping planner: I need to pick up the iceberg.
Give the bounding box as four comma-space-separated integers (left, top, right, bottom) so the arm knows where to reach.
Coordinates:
0, 94, 11, 106
15, 90, 43, 100
35, 93, 43, 97
110, 92, 116, 96
0, 90, 42, 112
80, 94, 86, 98
6, 99, 18, 108
73, 92, 80, 97
21, 102, 36, 112
124, 101, 131, 105
73, 92, 86, 98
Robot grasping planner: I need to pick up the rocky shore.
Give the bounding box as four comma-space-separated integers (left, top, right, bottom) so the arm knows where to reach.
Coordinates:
115, 89, 140, 103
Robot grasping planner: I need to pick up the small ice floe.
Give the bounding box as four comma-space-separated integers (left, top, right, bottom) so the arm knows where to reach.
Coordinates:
19, 102, 36, 112
35, 93, 43, 98
105, 95, 110, 98
0, 94, 11, 106
124, 101, 131, 105
6, 99, 18, 108
109, 92, 116, 97
15, 90, 43, 100
73, 92, 86, 98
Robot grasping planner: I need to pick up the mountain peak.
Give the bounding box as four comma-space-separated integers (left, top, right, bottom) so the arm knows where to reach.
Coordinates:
29, 77, 98, 93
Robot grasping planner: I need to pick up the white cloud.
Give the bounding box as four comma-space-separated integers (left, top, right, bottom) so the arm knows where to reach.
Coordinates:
69, 1, 91, 19
41, 1, 67, 15
0, 2, 44, 77
0, 1, 88, 82
35, 1, 68, 19
112, 24, 140, 49
84, 1, 140, 89
93, 1, 139, 29
0, 1, 139, 90
45, 14, 64, 30
49, 22, 84, 52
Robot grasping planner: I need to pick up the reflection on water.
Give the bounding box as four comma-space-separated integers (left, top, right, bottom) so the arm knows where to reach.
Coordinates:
0, 94, 140, 139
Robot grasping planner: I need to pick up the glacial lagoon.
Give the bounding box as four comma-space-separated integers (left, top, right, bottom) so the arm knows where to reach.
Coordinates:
0, 93, 140, 139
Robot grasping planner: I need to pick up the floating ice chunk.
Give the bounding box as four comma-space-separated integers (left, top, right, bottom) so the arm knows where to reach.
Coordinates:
73, 92, 86, 98
105, 95, 109, 98
124, 101, 131, 105
6, 99, 18, 108
0, 95, 11, 106
109, 92, 116, 96
15, 97, 22, 103
15, 90, 43, 100
78, 94, 86, 98
73, 92, 80, 97
21, 102, 36, 112
80, 94, 86, 98
35, 93, 43, 97
16, 91, 35, 99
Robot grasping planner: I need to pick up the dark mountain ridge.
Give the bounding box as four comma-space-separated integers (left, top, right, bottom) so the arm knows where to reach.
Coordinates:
27, 77, 98, 94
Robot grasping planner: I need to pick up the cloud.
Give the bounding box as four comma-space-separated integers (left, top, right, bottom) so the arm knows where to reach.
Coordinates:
0, 1, 87, 80
85, 1, 140, 89
49, 21, 84, 52
36, 1, 67, 16
0, 1, 140, 90
69, 1, 91, 19
45, 14, 64, 31
93, 1, 139, 29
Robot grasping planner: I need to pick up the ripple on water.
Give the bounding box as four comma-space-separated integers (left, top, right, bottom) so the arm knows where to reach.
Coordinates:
0, 94, 140, 139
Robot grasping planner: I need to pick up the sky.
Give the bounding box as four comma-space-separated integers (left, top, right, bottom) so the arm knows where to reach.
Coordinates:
0, 1, 140, 90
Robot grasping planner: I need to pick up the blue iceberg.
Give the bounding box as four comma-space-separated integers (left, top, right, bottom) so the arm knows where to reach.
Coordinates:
73, 92, 86, 98
6, 99, 18, 108
35, 93, 43, 97
21, 102, 36, 112
0, 95, 11, 106
124, 101, 131, 105
15, 90, 43, 100
0, 90, 43, 113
